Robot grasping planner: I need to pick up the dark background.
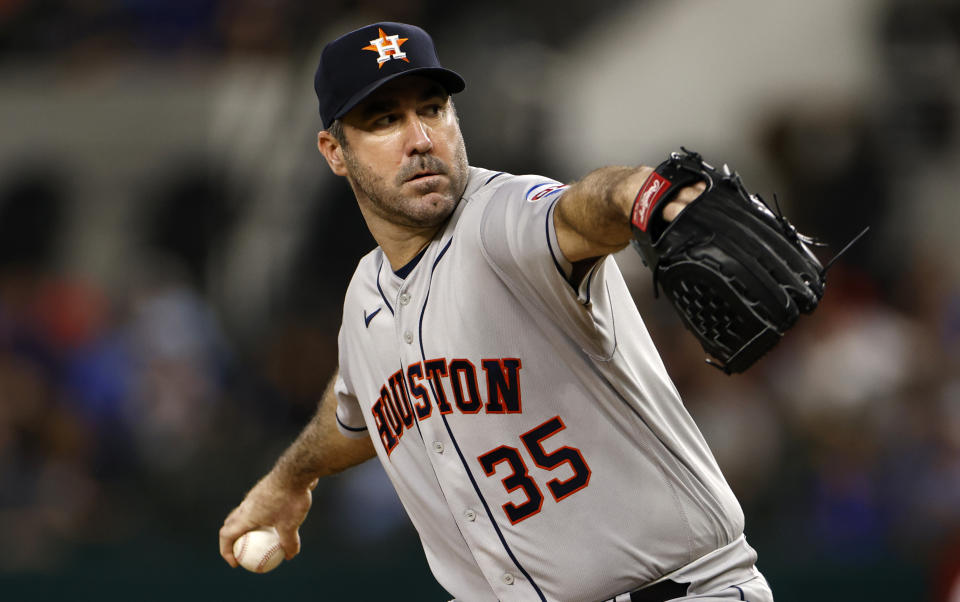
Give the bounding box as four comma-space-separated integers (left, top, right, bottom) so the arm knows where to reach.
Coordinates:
1, 0, 959, 600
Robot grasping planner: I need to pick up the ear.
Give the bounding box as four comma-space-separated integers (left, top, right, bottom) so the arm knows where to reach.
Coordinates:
317, 130, 348, 177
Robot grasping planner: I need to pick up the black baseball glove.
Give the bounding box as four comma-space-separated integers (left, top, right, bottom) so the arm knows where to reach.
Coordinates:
630, 148, 825, 374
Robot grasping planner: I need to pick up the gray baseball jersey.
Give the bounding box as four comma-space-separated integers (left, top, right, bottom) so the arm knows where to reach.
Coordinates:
334, 167, 749, 601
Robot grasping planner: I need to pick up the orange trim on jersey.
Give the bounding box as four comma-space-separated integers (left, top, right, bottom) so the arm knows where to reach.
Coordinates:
449, 358, 483, 414
406, 362, 432, 420
482, 358, 523, 414
423, 357, 453, 414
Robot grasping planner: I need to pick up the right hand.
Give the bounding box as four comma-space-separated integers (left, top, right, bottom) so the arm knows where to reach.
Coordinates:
663, 180, 706, 222
218, 474, 320, 567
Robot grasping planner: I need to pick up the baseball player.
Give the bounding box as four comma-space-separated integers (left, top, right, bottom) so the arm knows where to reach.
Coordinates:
219, 22, 774, 602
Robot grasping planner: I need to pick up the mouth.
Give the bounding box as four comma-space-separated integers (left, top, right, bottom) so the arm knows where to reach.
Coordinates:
406, 170, 442, 183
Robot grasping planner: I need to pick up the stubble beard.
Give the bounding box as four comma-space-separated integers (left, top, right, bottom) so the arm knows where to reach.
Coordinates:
343, 137, 469, 229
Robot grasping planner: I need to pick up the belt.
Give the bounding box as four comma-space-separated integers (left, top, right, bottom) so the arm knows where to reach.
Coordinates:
606, 579, 690, 602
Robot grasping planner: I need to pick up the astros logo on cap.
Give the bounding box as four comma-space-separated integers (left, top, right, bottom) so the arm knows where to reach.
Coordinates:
363, 28, 409, 68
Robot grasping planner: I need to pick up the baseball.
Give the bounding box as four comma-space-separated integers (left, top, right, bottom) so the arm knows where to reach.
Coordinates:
232, 527, 284, 573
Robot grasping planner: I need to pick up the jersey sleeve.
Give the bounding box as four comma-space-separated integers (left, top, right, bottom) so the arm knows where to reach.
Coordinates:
334, 331, 369, 439
477, 174, 618, 359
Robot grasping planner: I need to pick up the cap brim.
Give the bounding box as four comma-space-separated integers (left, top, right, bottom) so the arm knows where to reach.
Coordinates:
328, 67, 465, 127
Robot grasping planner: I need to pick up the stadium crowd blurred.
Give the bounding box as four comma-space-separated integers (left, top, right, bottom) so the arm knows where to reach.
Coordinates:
1, 0, 959, 600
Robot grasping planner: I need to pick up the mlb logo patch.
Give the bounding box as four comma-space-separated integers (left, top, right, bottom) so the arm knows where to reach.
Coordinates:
526, 183, 568, 203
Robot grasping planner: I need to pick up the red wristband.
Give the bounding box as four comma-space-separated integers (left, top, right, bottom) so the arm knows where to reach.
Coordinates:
630, 173, 672, 232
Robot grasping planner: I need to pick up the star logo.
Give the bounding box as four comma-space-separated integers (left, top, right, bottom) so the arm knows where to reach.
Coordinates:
362, 28, 409, 68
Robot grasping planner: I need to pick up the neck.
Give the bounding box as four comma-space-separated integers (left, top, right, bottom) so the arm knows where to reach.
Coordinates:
359, 206, 447, 271
379, 227, 439, 271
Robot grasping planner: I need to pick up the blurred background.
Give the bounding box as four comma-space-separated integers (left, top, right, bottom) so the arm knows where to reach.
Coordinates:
1, 0, 959, 600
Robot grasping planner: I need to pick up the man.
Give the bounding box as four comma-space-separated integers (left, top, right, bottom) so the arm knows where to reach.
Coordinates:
219, 21, 773, 602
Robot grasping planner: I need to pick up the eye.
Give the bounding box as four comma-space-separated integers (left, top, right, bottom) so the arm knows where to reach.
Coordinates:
421, 102, 444, 117
372, 113, 398, 127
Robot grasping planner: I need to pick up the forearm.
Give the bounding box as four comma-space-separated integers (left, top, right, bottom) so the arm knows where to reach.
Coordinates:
220, 370, 376, 565
269, 372, 376, 490
554, 165, 651, 263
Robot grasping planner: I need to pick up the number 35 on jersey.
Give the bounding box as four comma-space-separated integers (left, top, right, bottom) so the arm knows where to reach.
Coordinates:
368, 356, 592, 524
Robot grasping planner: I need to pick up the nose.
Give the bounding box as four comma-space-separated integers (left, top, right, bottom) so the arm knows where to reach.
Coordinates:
405, 114, 433, 155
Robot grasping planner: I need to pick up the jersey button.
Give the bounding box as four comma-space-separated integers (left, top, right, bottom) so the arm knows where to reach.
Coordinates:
398, 292, 411, 306
501, 573, 515, 586
432, 441, 444, 454
403, 331, 414, 344
463, 508, 477, 522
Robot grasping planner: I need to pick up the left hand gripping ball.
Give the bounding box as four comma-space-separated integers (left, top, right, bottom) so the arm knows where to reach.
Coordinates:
233, 527, 284, 573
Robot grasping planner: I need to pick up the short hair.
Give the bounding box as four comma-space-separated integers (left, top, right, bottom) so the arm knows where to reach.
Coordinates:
327, 119, 347, 147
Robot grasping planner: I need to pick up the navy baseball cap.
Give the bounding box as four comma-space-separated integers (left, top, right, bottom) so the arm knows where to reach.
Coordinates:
314, 22, 466, 129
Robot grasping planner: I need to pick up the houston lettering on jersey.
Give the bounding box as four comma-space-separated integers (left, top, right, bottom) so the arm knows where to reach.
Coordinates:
371, 357, 523, 455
